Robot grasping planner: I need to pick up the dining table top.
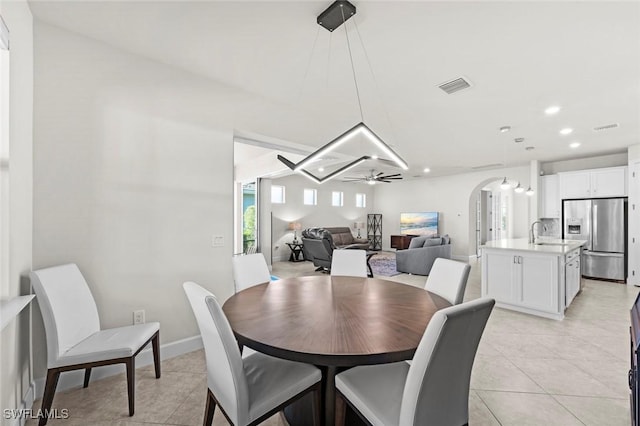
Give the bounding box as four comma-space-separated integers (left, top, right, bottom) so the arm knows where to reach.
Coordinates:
222, 275, 451, 367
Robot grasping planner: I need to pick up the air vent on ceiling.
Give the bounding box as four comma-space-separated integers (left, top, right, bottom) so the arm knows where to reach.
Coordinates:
438, 77, 472, 94
593, 123, 619, 131
472, 163, 503, 170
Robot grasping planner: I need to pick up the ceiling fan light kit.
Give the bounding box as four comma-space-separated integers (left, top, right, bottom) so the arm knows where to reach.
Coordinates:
277, 0, 408, 184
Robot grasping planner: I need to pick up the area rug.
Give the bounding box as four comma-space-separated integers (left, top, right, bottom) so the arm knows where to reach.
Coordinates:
369, 252, 400, 277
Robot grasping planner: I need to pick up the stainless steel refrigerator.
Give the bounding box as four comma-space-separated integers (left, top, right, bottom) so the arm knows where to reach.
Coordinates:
563, 198, 627, 281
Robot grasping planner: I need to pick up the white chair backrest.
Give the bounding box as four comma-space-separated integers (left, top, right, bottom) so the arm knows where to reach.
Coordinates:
399, 297, 495, 426
182, 282, 249, 425
232, 253, 271, 292
425, 258, 471, 305
30, 264, 101, 367
330, 249, 367, 277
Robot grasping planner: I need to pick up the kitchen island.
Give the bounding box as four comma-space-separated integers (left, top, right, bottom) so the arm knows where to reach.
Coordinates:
481, 238, 586, 320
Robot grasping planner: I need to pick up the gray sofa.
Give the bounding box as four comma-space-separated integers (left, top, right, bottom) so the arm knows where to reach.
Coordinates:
395, 235, 452, 276
323, 227, 369, 249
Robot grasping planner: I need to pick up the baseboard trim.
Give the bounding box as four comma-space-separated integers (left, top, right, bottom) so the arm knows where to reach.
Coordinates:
7, 381, 36, 426
33, 334, 203, 400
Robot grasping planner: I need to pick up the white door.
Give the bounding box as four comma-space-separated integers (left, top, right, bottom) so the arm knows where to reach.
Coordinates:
591, 167, 627, 197
484, 252, 517, 303
520, 254, 559, 313
559, 171, 591, 199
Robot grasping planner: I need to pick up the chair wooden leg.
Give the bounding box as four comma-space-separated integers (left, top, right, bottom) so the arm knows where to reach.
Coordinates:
39, 368, 61, 426
335, 391, 346, 426
83, 368, 92, 388
125, 357, 135, 416
312, 386, 322, 426
151, 332, 161, 379
203, 389, 216, 426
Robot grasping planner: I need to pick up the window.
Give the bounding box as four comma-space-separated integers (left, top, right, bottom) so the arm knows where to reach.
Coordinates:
356, 193, 366, 208
303, 188, 317, 205
271, 185, 285, 204
332, 191, 343, 207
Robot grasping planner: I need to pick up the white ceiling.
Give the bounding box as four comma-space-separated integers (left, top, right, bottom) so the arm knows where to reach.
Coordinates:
29, 1, 640, 179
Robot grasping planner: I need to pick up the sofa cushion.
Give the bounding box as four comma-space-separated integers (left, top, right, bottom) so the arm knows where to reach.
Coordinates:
424, 237, 443, 247
408, 236, 428, 249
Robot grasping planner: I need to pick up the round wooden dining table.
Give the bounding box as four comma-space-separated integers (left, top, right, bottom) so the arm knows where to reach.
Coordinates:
222, 275, 451, 426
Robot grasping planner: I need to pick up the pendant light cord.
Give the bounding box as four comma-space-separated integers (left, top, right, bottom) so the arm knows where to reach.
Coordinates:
297, 25, 321, 106
341, 5, 364, 122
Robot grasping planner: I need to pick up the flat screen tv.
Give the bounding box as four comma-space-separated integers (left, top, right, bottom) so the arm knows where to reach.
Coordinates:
400, 212, 439, 236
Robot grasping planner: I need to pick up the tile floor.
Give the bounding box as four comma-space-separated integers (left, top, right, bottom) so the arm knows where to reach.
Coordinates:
28, 256, 636, 425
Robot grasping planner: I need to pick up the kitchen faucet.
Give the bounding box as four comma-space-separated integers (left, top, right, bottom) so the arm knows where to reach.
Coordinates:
530, 220, 548, 244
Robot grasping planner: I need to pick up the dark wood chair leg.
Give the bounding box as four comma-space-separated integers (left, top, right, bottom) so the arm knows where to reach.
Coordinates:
313, 386, 322, 426
151, 332, 161, 379
83, 368, 92, 388
335, 391, 346, 426
39, 368, 61, 426
203, 389, 216, 426
125, 357, 135, 416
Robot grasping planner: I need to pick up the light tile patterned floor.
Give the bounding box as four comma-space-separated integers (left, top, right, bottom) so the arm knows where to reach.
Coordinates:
28, 257, 636, 425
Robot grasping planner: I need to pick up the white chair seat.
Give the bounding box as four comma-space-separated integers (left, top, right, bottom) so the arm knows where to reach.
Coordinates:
54, 322, 159, 368
336, 362, 409, 426
244, 352, 322, 423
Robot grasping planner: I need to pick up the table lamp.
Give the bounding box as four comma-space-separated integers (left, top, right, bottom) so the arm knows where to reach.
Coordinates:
289, 222, 302, 243
354, 221, 366, 239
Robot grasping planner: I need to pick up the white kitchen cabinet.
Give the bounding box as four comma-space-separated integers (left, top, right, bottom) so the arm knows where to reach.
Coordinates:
591, 167, 627, 197
484, 251, 517, 303
482, 250, 560, 315
565, 249, 581, 307
520, 255, 559, 313
541, 174, 560, 218
559, 166, 627, 200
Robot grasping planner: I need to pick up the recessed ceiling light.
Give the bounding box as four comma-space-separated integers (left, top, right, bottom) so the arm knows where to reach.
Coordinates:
423, 167, 431, 173
371, 155, 378, 159
569, 142, 581, 149
560, 128, 573, 135
318, 167, 324, 172
499, 126, 511, 133
514, 137, 524, 143
545, 105, 561, 115
525, 146, 535, 151
367, 180, 376, 185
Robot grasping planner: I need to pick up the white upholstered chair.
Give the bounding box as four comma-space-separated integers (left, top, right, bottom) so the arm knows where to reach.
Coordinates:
232, 253, 274, 292
335, 297, 495, 426
182, 282, 322, 426
330, 249, 367, 277
425, 258, 471, 305
30, 264, 160, 426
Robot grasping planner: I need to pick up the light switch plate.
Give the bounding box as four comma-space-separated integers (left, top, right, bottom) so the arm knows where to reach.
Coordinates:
212, 235, 224, 247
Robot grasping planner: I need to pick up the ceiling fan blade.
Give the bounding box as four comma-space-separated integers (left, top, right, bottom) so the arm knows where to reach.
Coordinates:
381, 173, 402, 178
385, 177, 403, 180
375, 172, 384, 177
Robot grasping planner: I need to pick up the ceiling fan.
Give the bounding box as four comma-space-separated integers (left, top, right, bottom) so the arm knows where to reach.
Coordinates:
343, 170, 403, 185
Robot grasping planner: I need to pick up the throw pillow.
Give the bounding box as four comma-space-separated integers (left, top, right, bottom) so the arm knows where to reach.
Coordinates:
442, 234, 450, 245
424, 237, 443, 246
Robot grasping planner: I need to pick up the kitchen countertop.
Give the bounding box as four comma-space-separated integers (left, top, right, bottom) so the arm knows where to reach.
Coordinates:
482, 238, 586, 255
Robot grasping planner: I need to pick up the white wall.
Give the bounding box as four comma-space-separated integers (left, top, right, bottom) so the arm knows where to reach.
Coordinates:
373, 165, 532, 258
31, 21, 321, 385
0, 0, 33, 420
269, 174, 374, 261
541, 152, 627, 175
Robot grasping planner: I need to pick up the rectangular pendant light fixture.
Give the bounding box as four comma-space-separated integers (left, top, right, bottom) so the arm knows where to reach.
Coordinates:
278, 122, 408, 184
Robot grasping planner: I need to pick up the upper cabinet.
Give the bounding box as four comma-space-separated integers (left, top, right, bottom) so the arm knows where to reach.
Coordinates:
559, 166, 627, 200
541, 174, 560, 218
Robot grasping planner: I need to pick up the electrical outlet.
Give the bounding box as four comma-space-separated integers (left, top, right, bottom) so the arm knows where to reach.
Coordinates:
212, 235, 224, 247
133, 310, 145, 325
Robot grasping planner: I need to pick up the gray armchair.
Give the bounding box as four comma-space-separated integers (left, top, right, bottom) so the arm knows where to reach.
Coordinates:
395, 235, 452, 276
301, 228, 335, 271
